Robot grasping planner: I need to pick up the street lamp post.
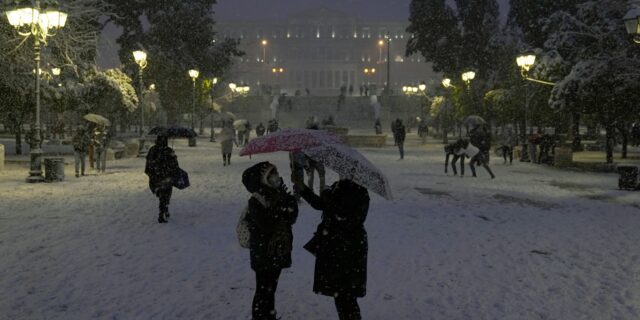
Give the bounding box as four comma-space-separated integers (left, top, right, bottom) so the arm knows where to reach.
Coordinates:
624, 8, 640, 43
189, 69, 199, 130
516, 54, 536, 161
5, 1, 67, 183
133, 51, 148, 135
441, 78, 454, 144
210, 77, 218, 142
384, 34, 391, 96
261, 39, 268, 63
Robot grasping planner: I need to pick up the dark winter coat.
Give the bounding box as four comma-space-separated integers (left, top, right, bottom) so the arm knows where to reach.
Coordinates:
242, 162, 299, 272
396, 123, 406, 144
469, 127, 491, 152
145, 136, 179, 193
72, 130, 90, 153
256, 124, 266, 137
300, 179, 370, 298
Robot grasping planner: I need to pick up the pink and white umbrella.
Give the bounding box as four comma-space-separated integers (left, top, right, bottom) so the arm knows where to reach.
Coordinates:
239, 128, 343, 156
303, 143, 393, 200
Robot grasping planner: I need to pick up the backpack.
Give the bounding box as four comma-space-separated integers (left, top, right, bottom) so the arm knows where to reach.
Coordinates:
237, 205, 250, 249
237, 194, 269, 249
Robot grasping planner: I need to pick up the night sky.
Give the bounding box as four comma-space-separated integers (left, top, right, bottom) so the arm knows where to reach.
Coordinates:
98, 0, 511, 68
214, 0, 511, 21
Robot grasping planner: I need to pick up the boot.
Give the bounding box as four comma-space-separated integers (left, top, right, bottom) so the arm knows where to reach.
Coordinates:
223, 154, 227, 166
158, 212, 168, 223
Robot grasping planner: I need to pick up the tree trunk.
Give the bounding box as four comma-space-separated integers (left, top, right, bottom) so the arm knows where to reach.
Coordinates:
14, 131, 22, 155
571, 112, 582, 152
605, 126, 614, 164
617, 125, 628, 159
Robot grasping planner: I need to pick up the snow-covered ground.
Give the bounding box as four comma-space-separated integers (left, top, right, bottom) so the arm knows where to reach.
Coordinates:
1, 137, 639, 319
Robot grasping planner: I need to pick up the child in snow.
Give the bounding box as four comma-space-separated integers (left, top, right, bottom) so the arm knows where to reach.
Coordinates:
242, 162, 298, 320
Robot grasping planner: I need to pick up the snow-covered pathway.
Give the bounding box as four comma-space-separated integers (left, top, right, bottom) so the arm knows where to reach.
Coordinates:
1, 139, 639, 319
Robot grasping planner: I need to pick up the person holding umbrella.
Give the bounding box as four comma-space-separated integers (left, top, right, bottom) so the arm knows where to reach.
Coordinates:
293, 173, 370, 320
93, 125, 108, 173
242, 162, 298, 320
145, 132, 180, 223
219, 122, 237, 166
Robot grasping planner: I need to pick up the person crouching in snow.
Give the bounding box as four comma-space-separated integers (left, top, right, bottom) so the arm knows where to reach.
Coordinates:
242, 162, 298, 320
454, 139, 495, 179
145, 133, 179, 223
444, 140, 466, 176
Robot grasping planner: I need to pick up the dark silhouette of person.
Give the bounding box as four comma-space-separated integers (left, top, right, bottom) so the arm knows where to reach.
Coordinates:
145, 133, 180, 223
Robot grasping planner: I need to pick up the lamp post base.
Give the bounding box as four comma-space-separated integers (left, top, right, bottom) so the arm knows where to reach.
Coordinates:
26, 148, 45, 183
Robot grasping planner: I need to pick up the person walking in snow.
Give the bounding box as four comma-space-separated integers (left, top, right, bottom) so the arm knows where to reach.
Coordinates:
444, 140, 466, 176
219, 123, 237, 166
72, 128, 90, 177
293, 175, 370, 320
498, 127, 517, 164
455, 139, 495, 179
374, 119, 382, 135
242, 162, 298, 320
289, 150, 307, 202
145, 133, 180, 223
255, 122, 266, 137
93, 125, 108, 173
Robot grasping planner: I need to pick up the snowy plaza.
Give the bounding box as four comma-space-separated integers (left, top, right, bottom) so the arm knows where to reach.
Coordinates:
1, 136, 639, 319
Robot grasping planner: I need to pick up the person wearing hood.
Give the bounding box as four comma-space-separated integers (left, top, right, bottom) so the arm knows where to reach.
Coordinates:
145, 133, 179, 223
293, 175, 370, 320
242, 162, 298, 320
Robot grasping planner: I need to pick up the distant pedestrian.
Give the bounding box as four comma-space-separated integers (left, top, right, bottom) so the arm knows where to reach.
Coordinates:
395, 119, 406, 159
348, 84, 354, 96
391, 120, 398, 146
72, 128, 90, 177
359, 85, 364, 96
444, 140, 465, 176
267, 119, 279, 134
270, 96, 280, 120
87, 123, 95, 169
417, 119, 428, 142
242, 161, 298, 320
93, 125, 108, 173
244, 121, 252, 146
374, 119, 382, 135
219, 124, 237, 166
455, 139, 495, 179
289, 150, 307, 202
293, 175, 370, 320
287, 98, 293, 112
305, 88, 311, 96
145, 133, 180, 223
498, 127, 517, 164
304, 124, 325, 192
528, 130, 542, 164
255, 122, 266, 137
